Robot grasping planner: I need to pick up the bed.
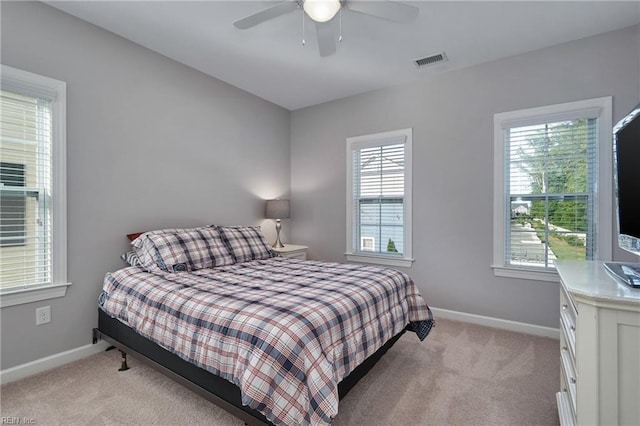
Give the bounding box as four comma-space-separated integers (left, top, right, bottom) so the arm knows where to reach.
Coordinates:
95, 226, 434, 425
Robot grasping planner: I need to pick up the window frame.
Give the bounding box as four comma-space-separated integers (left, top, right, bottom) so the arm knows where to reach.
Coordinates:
346, 128, 413, 268
492, 97, 612, 282
0, 65, 69, 308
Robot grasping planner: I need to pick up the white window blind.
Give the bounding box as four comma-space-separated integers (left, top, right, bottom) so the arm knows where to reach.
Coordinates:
505, 118, 597, 269
354, 143, 405, 254
0, 90, 52, 289
346, 128, 413, 267
493, 97, 612, 281
0, 65, 68, 306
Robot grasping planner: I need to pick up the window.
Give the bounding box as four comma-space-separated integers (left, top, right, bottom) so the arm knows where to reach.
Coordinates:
493, 98, 612, 281
0, 65, 69, 307
346, 128, 413, 268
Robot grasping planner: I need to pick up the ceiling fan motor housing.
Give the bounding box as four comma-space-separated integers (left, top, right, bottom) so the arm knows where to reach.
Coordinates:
303, 0, 341, 23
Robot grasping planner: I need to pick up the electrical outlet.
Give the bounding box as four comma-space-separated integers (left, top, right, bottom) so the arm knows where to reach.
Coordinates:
36, 306, 51, 325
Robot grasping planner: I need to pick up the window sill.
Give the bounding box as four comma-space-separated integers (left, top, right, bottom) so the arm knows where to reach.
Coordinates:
492, 265, 559, 283
0, 282, 71, 308
346, 253, 414, 268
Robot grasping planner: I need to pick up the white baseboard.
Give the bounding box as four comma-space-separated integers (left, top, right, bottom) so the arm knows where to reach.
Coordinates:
431, 307, 560, 339
0, 341, 110, 385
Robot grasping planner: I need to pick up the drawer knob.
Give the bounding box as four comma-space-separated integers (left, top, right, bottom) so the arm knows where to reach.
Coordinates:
570, 325, 576, 332
562, 304, 568, 310
570, 377, 576, 384
562, 345, 568, 351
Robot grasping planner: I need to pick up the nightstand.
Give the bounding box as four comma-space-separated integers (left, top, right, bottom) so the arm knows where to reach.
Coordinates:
272, 244, 308, 260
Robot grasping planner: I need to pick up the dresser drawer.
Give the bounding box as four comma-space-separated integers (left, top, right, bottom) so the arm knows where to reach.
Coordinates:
556, 391, 576, 426
560, 331, 577, 417
560, 284, 577, 357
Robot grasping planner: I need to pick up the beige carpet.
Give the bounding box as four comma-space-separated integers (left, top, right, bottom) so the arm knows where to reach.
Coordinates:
0, 319, 560, 425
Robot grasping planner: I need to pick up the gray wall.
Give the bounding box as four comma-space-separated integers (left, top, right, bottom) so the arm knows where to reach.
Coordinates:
290, 25, 640, 329
0, 2, 290, 370
1, 2, 638, 371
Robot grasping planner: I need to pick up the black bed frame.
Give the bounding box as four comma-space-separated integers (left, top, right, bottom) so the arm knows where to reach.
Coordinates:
93, 309, 406, 425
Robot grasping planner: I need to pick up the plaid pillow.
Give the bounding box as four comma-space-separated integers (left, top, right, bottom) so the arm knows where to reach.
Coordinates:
120, 251, 142, 267
131, 228, 181, 273
215, 225, 276, 264
149, 228, 234, 271
132, 227, 234, 272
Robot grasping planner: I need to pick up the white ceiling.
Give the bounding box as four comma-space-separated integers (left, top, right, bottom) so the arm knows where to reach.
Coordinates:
46, 1, 640, 111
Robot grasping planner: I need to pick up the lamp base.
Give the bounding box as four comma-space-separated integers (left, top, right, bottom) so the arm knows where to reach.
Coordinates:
272, 219, 284, 248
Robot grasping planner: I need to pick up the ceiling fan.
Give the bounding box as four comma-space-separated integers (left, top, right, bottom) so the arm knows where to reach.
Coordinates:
233, 0, 419, 57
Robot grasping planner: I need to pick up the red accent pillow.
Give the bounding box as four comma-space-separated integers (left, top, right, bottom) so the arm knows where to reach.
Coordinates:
126, 232, 144, 241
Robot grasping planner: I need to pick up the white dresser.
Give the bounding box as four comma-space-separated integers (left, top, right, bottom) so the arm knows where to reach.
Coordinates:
556, 260, 640, 426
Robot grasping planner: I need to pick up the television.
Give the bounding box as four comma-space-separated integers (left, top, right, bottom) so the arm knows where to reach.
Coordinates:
604, 103, 640, 288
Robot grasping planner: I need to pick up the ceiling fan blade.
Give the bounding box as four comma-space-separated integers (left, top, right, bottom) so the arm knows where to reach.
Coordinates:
315, 21, 337, 57
345, 1, 419, 23
233, 1, 299, 29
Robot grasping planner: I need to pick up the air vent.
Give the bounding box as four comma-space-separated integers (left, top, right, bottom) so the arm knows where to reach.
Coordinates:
413, 52, 448, 69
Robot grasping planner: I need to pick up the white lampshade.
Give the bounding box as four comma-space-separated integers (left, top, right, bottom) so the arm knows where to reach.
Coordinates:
265, 199, 291, 219
303, 0, 341, 23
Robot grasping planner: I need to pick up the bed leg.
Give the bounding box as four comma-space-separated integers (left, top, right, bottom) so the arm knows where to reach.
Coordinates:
92, 328, 101, 344
118, 350, 130, 372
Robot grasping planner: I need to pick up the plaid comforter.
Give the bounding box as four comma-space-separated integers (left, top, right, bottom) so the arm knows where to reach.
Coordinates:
99, 257, 434, 425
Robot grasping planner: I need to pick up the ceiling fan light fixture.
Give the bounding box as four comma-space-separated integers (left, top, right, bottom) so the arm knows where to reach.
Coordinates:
303, 0, 341, 23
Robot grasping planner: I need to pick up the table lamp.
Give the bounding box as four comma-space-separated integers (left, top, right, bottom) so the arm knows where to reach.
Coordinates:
265, 199, 290, 248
